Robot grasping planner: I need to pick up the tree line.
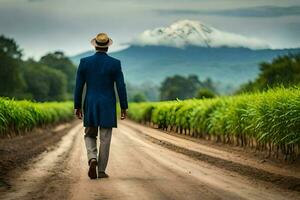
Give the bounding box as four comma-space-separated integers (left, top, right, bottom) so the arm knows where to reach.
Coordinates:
237, 53, 300, 93
0, 35, 76, 101
150, 53, 300, 102
130, 75, 217, 102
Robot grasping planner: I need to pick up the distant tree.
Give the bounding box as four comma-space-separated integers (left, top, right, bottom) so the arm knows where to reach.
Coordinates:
160, 74, 218, 101
237, 81, 260, 94
257, 54, 300, 87
22, 59, 67, 101
126, 81, 159, 102
0, 35, 26, 98
139, 82, 159, 101
160, 75, 186, 100
237, 54, 300, 93
40, 51, 76, 95
160, 75, 202, 100
0, 35, 74, 101
196, 88, 216, 99
131, 93, 147, 102
202, 77, 217, 93
0, 35, 22, 59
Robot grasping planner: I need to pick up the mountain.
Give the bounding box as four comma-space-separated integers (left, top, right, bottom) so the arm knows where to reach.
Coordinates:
70, 20, 300, 94
132, 19, 269, 49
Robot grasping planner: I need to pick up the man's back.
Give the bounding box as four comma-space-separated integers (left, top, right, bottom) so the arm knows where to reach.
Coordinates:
83, 52, 119, 98
74, 51, 128, 128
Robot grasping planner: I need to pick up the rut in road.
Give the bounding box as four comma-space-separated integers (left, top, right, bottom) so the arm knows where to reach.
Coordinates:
1, 121, 300, 200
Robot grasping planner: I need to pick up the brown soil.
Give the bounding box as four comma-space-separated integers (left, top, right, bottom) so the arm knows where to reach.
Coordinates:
122, 120, 300, 192
1, 119, 300, 200
0, 119, 78, 191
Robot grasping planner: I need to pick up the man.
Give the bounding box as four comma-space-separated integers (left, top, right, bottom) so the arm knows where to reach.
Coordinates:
74, 33, 128, 179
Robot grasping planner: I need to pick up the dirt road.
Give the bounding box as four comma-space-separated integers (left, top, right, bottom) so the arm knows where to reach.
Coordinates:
1, 120, 299, 200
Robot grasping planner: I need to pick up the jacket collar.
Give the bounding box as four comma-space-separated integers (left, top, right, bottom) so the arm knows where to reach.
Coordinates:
95, 51, 107, 55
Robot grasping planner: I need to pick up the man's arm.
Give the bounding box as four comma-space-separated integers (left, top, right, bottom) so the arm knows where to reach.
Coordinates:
74, 59, 86, 119
115, 60, 128, 119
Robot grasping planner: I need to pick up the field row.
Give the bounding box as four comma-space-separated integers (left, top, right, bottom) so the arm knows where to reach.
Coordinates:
128, 87, 300, 160
0, 98, 74, 137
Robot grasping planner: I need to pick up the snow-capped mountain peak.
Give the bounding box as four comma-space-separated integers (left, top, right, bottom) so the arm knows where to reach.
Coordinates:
132, 20, 270, 49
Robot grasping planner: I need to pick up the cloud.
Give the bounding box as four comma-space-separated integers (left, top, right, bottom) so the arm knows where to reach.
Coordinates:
156, 5, 300, 17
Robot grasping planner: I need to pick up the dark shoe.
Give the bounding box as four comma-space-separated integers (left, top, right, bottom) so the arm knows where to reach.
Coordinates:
88, 159, 97, 179
98, 171, 109, 179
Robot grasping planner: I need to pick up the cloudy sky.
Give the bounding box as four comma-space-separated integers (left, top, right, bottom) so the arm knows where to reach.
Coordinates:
1, 0, 300, 59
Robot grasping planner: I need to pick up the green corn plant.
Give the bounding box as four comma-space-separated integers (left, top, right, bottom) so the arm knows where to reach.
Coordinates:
0, 98, 74, 137
128, 86, 300, 160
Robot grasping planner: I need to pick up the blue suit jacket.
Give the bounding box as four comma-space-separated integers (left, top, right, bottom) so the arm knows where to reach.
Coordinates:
74, 52, 128, 128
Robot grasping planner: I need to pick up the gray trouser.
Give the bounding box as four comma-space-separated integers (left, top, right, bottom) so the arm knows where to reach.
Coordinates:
84, 127, 112, 172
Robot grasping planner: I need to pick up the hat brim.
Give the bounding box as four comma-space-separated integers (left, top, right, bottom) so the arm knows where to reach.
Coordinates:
91, 38, 113, 48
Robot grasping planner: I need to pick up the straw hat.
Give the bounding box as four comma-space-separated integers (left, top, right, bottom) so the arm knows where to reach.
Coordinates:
91, 33, 113, 48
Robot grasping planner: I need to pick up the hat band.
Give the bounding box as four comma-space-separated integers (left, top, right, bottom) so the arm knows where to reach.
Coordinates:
95, 39, 109, 46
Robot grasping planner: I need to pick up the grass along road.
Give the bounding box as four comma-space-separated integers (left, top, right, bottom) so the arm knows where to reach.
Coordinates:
1, 120, 299, 200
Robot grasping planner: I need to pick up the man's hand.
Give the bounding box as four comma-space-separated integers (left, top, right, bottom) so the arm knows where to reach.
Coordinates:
75, 108, 83, 119
121, 109, 127, 120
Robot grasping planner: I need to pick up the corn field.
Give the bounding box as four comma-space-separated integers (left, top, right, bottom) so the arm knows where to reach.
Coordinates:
128, 87, 300, 161
0, 97, 74, 137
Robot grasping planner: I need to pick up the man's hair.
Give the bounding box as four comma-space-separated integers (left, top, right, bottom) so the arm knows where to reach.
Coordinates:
95, 47, 108, 52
